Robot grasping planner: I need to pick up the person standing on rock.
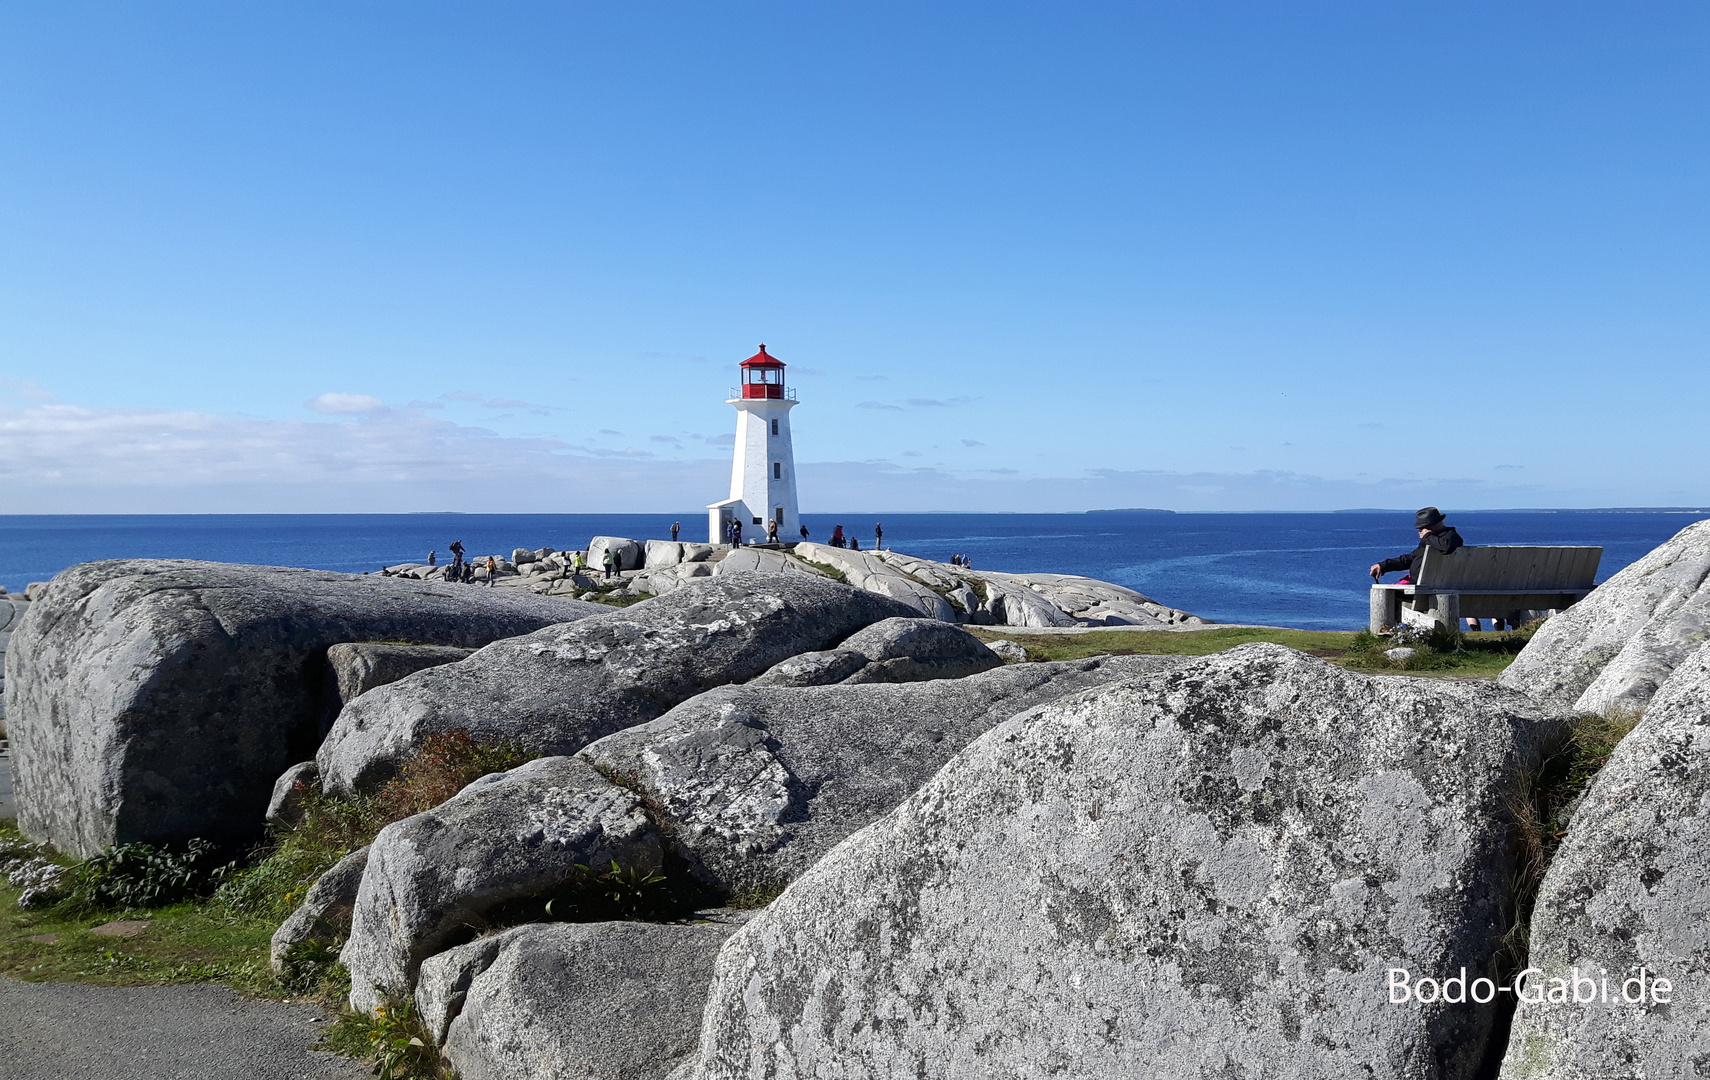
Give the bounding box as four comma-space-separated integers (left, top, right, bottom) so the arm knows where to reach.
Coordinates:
800, 524, 809, 541
830, 525, 844, 548
671, 521, 680, 541
875, 522, 883, 549
428, 550, 436, 567
731, 519, 743, 547
767, 519, 779, 544
602, 548, 615, 578
1369, 507, 1464, 586
485, 555, 497, 585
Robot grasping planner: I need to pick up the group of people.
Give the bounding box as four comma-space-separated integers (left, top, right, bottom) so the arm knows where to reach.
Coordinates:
950, 553, 973, 568
823, 523, 883, 551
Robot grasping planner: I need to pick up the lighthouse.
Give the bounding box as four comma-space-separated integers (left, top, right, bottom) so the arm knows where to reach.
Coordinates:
707, 344, 799, 544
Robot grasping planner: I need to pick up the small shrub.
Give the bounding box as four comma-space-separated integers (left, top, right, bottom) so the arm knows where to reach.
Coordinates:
543, 860, 671, 922
377, 729, 532, 822
325, 993, 448, 1080
64, 839, 231, 912
278, 938, 348, 997
221, 730, 533, 925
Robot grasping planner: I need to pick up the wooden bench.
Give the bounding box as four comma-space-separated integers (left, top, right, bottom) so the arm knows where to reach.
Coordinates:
1369, 545, 1602, 633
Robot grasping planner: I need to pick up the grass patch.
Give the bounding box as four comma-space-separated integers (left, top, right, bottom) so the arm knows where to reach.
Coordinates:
796, 558, 848, 584
1497, 711, 1642, 979
965, 624, 1534, 679
0, 729, 533, 999
0, 823, 277, 991
324, 993, 451, 1080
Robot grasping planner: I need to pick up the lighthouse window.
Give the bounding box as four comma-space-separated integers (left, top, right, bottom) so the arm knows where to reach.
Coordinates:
770, 419, 779, 436
772, 462, 781, 479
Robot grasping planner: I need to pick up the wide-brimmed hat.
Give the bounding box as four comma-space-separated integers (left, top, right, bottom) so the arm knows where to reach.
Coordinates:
1414, 506, 1446, 528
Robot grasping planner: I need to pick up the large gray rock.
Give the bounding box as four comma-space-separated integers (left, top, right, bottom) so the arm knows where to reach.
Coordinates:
265, 760, 320, 826
3, 560, 602, 856
838, 617, 1002, 683
341, 755, 660, 1012
745, 648, 869, 688
588, 537, 642, 572
1500, 644, 1710, 1078
747, 617, 1000, 687
269, 845, 369, 975
326, 643, 475, 706
0, 597, 27, 725
645, 540, 685, 568
1500, 518, 1710, 715
316, 573, 921, 795
417, 920, 741, 1080
689, 644, 1565, 1080
583, 655, 1182, 895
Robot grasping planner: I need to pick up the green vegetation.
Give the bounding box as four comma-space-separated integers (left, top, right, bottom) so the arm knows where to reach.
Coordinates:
796, 557, 848, 583
966, 623, 1536, 679
323, 994, 451, 1080
1499, 710, 1643, 980
0, 727, 539, 1079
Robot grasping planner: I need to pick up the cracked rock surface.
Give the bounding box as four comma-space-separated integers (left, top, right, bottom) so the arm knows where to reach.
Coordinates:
340, 755, 661, 1012
687, 644, 1567, 1080
316, 573, 921, 795
583, 654, 1183, 895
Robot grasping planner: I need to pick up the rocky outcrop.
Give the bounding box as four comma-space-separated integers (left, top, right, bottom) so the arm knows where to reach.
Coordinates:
792, 543, 957, 620
4, 560, 603, 856
744, 648, 869, 688
0, 595, 29, 725
688, 645, 1566, 1079
417, 919, 742, 1080
264, 760, 320, 825
326, 643, 475, 707
1500, 646, 1710, 1078
340, 655, 1171, 1010
583, 655, 1182, 895
588, 537, 642, 572
749, 617, 1002, 687
1499, 518, 1710, 715
269, 845, 369, 974
316, 574, 921, 795
341, 756, 661, 1012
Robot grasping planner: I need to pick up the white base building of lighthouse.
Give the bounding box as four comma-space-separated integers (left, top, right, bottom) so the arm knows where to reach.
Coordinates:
707, 344, 799, 544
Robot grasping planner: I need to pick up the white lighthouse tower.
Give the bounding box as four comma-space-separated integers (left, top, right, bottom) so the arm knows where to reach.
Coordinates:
707, 344, 799, 545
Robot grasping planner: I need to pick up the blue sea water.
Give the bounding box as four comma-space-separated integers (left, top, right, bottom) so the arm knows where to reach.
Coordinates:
1, 511, 1705, 631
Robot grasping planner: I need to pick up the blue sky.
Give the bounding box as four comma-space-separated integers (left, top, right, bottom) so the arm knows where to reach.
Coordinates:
2, 2, 1706, 513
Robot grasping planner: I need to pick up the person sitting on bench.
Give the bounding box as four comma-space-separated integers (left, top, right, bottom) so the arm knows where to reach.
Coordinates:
1369, 506, 1464, 587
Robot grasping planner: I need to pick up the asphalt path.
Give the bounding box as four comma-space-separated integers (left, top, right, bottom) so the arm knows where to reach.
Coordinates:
0, 976, 368, 1079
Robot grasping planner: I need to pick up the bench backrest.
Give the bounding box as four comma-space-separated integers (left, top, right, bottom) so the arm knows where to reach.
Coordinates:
1415, 545, 1602, 591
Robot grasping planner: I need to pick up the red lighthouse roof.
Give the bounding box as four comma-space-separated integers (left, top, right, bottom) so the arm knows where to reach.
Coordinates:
740, 344, 784, 368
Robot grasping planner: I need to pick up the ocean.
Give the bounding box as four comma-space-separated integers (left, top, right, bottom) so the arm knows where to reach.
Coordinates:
1, 511, 1703, 632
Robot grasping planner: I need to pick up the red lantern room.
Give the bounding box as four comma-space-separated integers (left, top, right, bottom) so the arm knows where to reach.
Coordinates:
739, 344, 787, 399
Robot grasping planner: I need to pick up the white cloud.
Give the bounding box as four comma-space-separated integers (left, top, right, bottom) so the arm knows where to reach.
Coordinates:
306, 392, 388, 415
0, 397, 1659, 515
0, 401, 727, 512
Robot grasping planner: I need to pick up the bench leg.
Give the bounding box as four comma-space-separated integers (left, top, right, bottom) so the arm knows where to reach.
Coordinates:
1429, 593, 1460, 632
1370, 587, 1401, 634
